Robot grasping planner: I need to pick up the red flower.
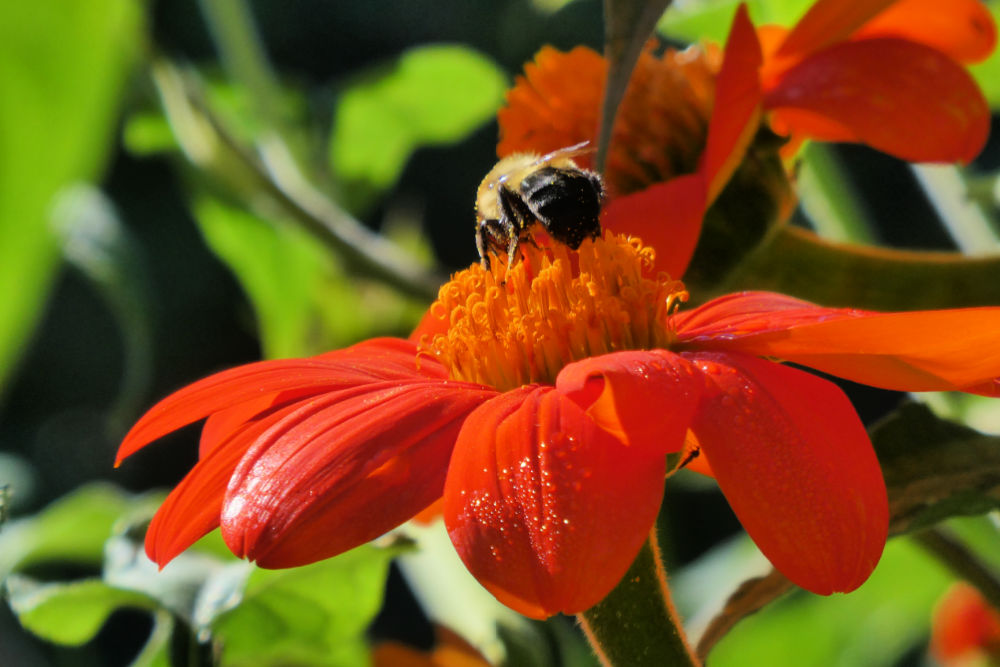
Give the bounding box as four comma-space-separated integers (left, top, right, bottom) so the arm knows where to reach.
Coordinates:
118, 235, 1000, 619
931, 582, 1000, 665
497, 0, 995, 277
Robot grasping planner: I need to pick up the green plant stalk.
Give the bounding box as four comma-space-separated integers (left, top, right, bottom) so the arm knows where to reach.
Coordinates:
197, 0, 286, 134
578, 530, 699, 667
718, 225, 1000, 311
913, 527, 1000, 613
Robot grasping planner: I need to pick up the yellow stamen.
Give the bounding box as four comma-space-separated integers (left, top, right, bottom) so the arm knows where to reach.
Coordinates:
420, 233, 687, 391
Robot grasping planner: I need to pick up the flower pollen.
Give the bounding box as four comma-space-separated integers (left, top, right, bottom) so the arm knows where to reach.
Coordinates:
421, 233, 687, 391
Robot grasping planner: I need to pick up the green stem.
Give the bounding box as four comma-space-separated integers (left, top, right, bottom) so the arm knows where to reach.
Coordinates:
578, 530, 699, 667
914, 527, 1000, 613
719, 225, 1000, 311
149, 59, 443, 301
197, 0, 286, 134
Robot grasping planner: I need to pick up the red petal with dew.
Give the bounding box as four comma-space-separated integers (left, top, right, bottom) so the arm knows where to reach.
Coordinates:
777, 0, 897, 61
602, 175, 705, 277
852, 0, 997, 64
688, 351, 887, 594
117, 338, 445, 463
221, 379, 495, 568
555, 349, 708, 454
674, 291, 1000, 393
764, 38, 989, 164
444, 386, 667, 618
702, 4, 764, 204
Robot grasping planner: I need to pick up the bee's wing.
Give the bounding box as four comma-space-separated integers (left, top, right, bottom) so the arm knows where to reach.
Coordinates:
536, 140, 594, 166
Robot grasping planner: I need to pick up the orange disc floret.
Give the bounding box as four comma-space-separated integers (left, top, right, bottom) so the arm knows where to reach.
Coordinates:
420, 233, 687, 391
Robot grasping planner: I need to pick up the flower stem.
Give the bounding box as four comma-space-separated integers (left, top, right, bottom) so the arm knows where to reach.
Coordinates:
914, 527, 1000, 613
577, 530, 699, 667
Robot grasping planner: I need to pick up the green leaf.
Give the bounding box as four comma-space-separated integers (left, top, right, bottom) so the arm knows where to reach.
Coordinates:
718, 226, 1000, 310
212, 545, 401, 667
0, 483, 154, 579
0, 0, 142, 391
330, 44, 506, 212
6, 576, 158, 646
599, 0, 673, 171
658, 0, 811, 44
706, 538, 953, 666
103, 532, 250, 625
872, 402, 1000, 535
970, 1, 1000, 107
193, 194, 427, 358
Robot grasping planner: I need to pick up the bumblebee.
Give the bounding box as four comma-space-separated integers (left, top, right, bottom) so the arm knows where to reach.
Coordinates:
475, 142, 606, 271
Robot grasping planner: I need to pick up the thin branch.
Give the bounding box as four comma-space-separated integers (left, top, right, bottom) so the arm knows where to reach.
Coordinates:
151, 59, 445, 300
693, 568, 793, 661
914, 527, 1000, 613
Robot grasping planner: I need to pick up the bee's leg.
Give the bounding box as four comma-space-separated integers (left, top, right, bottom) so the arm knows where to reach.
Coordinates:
505, 235, 521, 274
477, 219, 511, 271
475, 220, 492, 270
497, 185, 532, 272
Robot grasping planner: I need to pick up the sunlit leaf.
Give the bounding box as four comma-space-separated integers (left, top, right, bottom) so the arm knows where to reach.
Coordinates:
969, 1, 1000, 106
706, 538, 952, 666
0, 0, 142, 391
6, 576, 157, 646
193, 195, 427, 358
103, 532, 250, 625
123, 112, 179, 156
211, 544, 402, 667
658, 0, 811, 44
329, 44, 506, 212
0, 483, 156, 579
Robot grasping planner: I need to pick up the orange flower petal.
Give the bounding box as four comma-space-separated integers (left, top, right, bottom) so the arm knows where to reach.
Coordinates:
852, 0, 997, 64
602, 174, 706, 277
689, 351, 887, 594
702, 3, 764, 204
497, 46, 605, 159
931, 582, 1000, 663
674, 292, 1000, 392
117, 339, 447, 463
555, 349, 708, 454
444, 386, 667, 618
221, 379, 495, 568
777, 0, 898, 61
764, 38, 990, 164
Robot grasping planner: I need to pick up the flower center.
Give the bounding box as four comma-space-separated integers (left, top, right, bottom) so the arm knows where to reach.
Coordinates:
419, 233, 687, 391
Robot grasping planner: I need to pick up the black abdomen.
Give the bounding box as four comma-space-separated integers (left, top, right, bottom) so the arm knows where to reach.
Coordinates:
519, 167, 604, 249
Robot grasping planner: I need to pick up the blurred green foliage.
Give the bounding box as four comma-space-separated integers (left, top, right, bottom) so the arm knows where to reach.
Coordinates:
0, 0, 142, 393
1, 0, 999, 665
